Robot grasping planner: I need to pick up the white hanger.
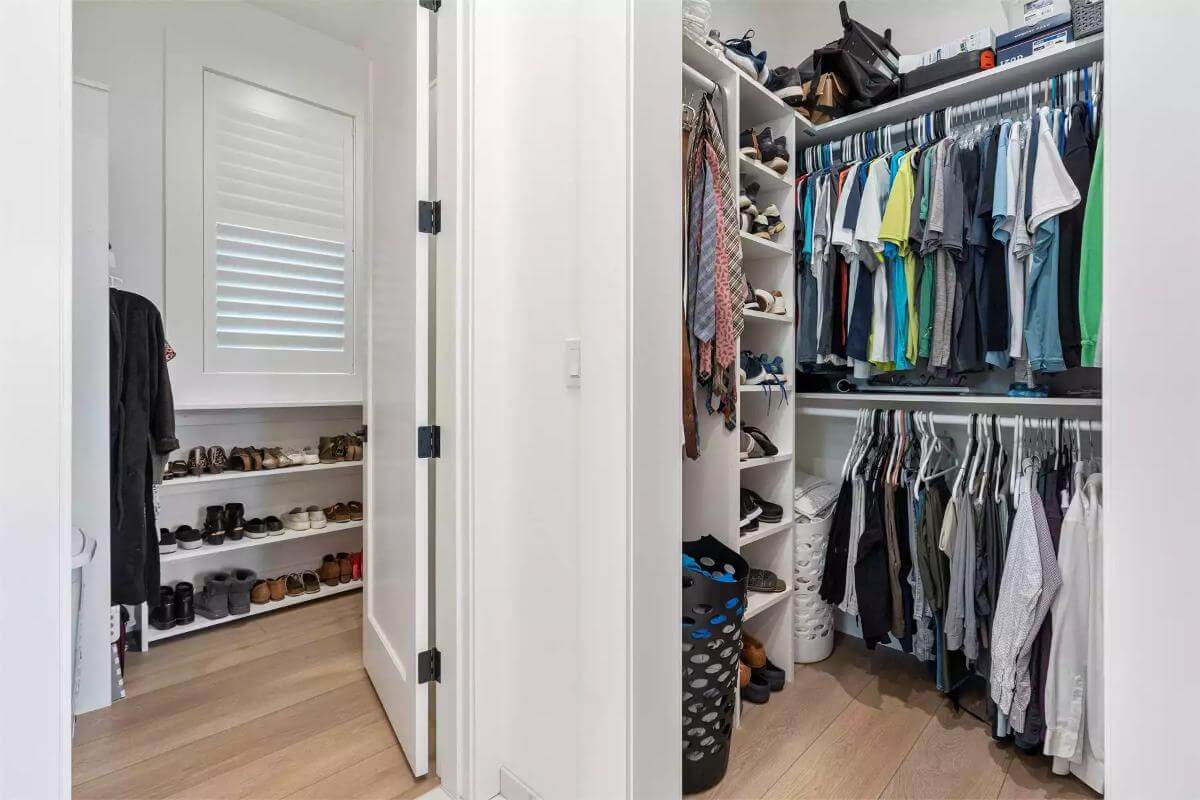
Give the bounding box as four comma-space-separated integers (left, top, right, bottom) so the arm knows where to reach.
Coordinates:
951, 413, 978, 498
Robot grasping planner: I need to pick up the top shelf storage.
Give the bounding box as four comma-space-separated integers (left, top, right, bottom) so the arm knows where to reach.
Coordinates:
800, 35, 1103, 146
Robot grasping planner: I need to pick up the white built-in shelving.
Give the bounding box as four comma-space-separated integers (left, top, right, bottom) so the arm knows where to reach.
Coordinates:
739, 231, 791, 259
160, 460, 361, 490
738, 154, 791, 191
160, 519, 365, 564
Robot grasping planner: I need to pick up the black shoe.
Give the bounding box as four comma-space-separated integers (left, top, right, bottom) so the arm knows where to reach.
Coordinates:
195, 572, 231, 620
751, 213, 772, 239
203, 505, 225, 546
264, 515, 284, 535
748, 567, 786, 593
173, 581, 195, 626
746, 489, 783, 523
224, 502, 246, 541
739, 127, 760, 159
754, 659, 786, 692
758, 133, 788, 174
740, 425, 779, 457
722, 29, 767, 82
175, 525, 202, 550
149, 585, 176, 630
739, 488, 762, 528
742, 671, 771, 704
765, 65, 807, 107
158, 527, 177, 555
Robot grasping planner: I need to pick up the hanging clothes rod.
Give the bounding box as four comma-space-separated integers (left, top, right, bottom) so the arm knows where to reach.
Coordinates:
683, 63, 717, 94
796, 404, 1102, 431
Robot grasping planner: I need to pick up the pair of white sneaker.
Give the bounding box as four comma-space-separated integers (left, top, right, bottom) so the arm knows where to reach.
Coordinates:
282, 505, 327, 531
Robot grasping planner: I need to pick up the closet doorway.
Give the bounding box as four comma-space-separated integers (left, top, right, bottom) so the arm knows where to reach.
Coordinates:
66, 2, 460, 798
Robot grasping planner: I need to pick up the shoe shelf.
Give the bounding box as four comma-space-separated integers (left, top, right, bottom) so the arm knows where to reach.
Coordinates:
792, 392, 1101, 407
744, 578, 794, 622
739, 517, 794, 548
740, 231, 791, 259
743, 308, 793, 324
160, 519, 365, 565
144, 579, 362, 644
739, 383, 790, 394
738, 154, 791, 192
160, 460, 362, 491
740, 452, 792, 471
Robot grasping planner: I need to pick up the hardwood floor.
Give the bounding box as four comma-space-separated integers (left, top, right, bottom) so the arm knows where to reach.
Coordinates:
73, 592, 437, 800
699, 636, 1101, 800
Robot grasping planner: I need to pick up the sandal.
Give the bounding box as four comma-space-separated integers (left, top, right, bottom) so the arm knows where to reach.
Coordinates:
268, 447, 292, 468
346, 434, 363, 461
186, 446, 207, 477
301, 570, 321, 594
285, 573, 305, 597
229, 447, 253, 471
261, 447, 279, 470
319, 554, 340, 586
207, 446, 227, 474
323, 503, 352, 524
318, 436, 340, 464
346, 501, 364, 521
167, 460, 188, 480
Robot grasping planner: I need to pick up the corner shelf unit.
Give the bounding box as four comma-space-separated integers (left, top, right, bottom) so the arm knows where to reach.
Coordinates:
683, 32, 798, 698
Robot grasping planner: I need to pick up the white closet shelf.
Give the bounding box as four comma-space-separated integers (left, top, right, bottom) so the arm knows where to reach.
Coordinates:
160, 460, 362, 490
738, 71, 798, 127
174, 400, 363, 411
739, 383, 791, 394
145, 580, 362, 643
740, 452, 793, 470
738, 154, 791, 190
744, 581, 793, 621
740, 231, 791, 259
739, 517, 794, 547
792, 392, 1101, 407
160, 519, 365, 565
800, 35, 1103, 146
743, 308, 793, 324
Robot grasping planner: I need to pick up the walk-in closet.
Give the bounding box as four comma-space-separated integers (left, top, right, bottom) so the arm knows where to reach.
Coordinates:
684, 2, 1106, 797
68, 2, 442, 797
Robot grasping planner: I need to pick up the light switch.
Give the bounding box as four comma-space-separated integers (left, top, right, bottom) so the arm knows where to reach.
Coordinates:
565, 338, 581, 388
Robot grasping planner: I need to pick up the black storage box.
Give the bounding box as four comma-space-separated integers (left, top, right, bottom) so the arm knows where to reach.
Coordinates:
900, 47, 995, 96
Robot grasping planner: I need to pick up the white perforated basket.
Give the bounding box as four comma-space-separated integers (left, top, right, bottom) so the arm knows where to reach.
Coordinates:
793, 514, 834, 663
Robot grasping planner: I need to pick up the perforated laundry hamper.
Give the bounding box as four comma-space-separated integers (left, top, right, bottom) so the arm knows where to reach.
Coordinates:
793, 514, 834, 663
682, 535, 748, 794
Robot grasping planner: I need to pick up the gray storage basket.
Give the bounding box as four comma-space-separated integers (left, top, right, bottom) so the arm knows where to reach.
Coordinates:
1071, 0, 1104, 38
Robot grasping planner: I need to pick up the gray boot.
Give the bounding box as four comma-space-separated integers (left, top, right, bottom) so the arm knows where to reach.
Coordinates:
228, 568, 257, 615
195, 572, 231, 620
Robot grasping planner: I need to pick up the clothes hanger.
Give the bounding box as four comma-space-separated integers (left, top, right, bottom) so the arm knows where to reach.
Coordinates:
951, 413, 978, 498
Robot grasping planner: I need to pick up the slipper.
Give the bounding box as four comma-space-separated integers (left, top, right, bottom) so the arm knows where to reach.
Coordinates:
244, 518, 268, 539
748, 567, 785, 593
301, 570, 321, 594
300, 446, 320, 465
167, 460, 188, 480
741, 671, 771, 704
285, 573, 305, 597
264, 515, 284, 536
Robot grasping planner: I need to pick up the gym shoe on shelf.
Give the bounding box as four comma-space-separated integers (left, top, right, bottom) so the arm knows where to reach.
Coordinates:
750, 213, 772, 239
307, 505, 328, 529
762, 204, 785, 237
739, 127, 760, 159
739, 488, 762, 528
741, 425, 779, 457
738, 181, 759, 216
758, 134, 789, 174
722, 29, 767, 82
283, 507, 312, 531
765, 65, 808, 106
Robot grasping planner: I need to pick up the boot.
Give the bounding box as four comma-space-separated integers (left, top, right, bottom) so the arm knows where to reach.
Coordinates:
228, 569, 257, 615
149, 585, 176, 630
173, 581, 195, 626
319, 554, 341, 587
195, 572, 231, 620
203, 505, 225, 546
224, 502, 246, 541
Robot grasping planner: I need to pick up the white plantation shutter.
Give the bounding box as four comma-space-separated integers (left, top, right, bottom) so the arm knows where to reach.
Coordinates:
203, 71, 356, 374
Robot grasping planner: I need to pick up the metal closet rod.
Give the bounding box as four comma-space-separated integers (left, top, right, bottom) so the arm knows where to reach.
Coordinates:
683, 63, 717, 94
796, 405, 1102, 432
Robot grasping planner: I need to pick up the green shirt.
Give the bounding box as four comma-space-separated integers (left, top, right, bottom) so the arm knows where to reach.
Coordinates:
1079, 130, 1103, 367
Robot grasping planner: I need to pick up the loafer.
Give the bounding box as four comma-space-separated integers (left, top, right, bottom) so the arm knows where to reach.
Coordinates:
244, 518, 268, 539
250, 580, 271, 605
268, 576, 287, 602
282, 508, 311, 531
264, 515, 284, 536
347, 501, 364, 521
323, 503, 352, 524
742, 632, 766, 669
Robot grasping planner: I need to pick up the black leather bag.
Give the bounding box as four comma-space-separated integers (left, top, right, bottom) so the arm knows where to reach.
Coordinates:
795, 2, 901, 119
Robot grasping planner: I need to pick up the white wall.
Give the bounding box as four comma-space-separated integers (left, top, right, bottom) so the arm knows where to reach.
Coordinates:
709, 0, 1006, 70
1104, 6, 1200, 797
0, 1, 72, 796
466, 0, 679, 798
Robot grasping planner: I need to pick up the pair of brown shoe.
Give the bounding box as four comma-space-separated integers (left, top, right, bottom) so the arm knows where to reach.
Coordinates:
164, 446, 227, 479
323, 501, 364, 524
319, 552, 359, 586
319, 434, 364, 464
252, 572, 320, 603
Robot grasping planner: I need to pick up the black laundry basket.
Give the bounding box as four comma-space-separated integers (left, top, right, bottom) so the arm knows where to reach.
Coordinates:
682, 535, 749, 794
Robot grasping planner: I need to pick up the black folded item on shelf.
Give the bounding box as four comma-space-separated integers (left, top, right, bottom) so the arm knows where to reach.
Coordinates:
900, 47, 995, 96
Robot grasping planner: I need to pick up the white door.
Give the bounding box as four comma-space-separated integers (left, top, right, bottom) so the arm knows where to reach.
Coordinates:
363, 1, 433, 778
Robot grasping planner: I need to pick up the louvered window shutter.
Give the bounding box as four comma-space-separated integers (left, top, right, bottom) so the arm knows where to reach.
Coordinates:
202, 71, 356, 375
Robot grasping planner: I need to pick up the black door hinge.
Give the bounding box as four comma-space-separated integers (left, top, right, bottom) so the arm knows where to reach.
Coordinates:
418, 648, 441, 683
419, 200, 441, 234
355, 424, 367, 443
419, 0, 441, 11
418, 425, 441, 459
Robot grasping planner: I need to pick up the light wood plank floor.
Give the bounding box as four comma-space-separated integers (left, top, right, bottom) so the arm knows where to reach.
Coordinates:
73, 592, 437, 800
699, 636, 1102, 800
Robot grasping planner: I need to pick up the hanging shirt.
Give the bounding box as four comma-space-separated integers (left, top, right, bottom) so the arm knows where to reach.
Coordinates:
1006, 122, 1031, 362
1079, 131, 1104, 367
880, 149, 916, 369
856, 157, 893, 368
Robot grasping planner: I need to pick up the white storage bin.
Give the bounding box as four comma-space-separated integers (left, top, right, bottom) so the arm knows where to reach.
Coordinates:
793, 513, 834, 663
